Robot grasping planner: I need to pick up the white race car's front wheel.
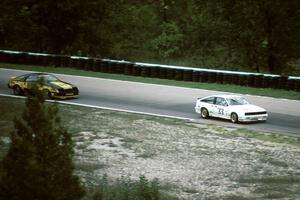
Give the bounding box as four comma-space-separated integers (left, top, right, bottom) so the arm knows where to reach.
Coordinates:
231, 113, 238, 123
201, 108, 209, 119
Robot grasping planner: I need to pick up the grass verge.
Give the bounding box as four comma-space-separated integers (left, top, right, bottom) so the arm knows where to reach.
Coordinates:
1, 63, 300, 100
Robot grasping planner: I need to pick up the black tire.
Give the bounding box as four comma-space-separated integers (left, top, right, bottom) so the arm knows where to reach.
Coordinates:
231, 113, 239, 123
43, 90, 52, 99
201, 108, 209, 119
13, 85, 22, 95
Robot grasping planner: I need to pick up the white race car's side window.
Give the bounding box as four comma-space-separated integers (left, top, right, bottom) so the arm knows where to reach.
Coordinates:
215, 97, 228, 107
201, 97, 215, 104
228, 97, 249, 105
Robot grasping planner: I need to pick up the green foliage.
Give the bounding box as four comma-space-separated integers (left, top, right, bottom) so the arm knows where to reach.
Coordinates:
152, 22, 183, 59
93, 175, 178, 200
0, 92, 85, 200
193, 0, 300, 74
0, 0, 82, 54
0, 0, 300, 74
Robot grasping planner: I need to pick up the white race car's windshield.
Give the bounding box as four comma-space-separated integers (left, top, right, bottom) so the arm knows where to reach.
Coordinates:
227, 97, 249, 106
40, 75, 59, 83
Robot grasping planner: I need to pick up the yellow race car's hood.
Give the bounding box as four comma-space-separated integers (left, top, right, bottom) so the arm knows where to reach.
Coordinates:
50, 81, 73, 89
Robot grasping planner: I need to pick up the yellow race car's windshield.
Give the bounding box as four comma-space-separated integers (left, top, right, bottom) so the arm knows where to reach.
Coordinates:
39, 74, 60, 83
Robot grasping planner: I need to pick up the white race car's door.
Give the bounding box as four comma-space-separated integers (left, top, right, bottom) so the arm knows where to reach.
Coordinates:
213, 97, 229, 119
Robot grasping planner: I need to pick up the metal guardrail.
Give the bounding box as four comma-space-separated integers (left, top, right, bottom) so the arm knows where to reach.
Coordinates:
0, 49, 299, 91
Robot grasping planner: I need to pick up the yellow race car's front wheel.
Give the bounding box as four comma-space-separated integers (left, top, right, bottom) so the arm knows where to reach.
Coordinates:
43, 90, 53, 99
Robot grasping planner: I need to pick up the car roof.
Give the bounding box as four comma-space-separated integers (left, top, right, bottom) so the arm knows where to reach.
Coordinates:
28, 73, 50, 76
204, 94, 242, 99
15, 73, 55, 80
17, 72, 51, 78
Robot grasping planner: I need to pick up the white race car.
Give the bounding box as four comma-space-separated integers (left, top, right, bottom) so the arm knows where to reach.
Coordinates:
195, 95, 268, 123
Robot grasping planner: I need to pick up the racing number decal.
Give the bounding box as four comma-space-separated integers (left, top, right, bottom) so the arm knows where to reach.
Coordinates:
218, 108, 224, 115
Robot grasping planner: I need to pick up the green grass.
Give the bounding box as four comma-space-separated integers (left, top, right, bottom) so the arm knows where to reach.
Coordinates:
220, 176, 300, 200
238, 176, 300, 199
1, 63, 300, 100
92, 175, 180, 200
236, 129, 300, 146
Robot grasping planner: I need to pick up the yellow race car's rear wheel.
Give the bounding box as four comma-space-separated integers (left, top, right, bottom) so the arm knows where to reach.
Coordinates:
13, 85, 22, 95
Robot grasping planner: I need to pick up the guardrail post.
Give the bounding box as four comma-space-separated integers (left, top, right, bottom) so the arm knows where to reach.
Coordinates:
100, 60, 109, 73
199, 71, 208, 82
6, 53, 17, 64
207, 72, 217, 83
183, 70, 193, 81
278, 76, 288, 89
60, 56, 70, 68
166, 68, 175, 79
141, 66, 151, 77
231, 74, 239, 85
114, 62, 123, 74
85, 58, 94, 71
0, 51, 7, 63
150, 66, 160, 78
159, 67, 167, 79
238, 74, 247, 86
131, 64, 140, 76
247, 75, 255, 87
286, 79, 295, 91
223, 73, 232, 84
261, 76, 269, 88
253, 75, 263, 88
295, 80, 300, 92
107, 61, 115, 73
216, 73, 224, 84
93, 59, 101, 71
124, 63, 133, 75
192, 71, 200, 82
175, 69, 183, 81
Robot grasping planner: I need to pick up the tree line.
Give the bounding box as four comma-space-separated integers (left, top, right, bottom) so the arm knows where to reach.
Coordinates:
0, 0, 299, 74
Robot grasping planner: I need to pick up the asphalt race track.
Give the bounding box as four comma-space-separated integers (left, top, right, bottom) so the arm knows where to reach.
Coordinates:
1, 68, 300, 135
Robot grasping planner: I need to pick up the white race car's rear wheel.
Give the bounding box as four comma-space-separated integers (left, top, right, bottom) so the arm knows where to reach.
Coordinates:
201, 108, 209, 119
231, 113, 238, 123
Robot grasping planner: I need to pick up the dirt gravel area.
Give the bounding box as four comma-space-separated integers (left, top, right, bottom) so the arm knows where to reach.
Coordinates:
69, 109, 300, 200
1, 97, 299, 199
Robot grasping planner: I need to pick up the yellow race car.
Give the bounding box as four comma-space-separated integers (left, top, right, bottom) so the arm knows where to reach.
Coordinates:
8, 73, 79, 99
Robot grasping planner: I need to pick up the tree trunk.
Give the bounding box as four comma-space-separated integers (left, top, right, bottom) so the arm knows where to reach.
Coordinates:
265, 11, 276, 74
268, 52, 275, 73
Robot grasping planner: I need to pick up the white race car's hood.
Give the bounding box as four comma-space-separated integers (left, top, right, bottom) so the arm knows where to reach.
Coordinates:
233, 104, 266, 112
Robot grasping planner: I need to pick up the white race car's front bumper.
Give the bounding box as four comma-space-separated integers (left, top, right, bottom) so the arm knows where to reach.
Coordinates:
195, 107, 201, 114
238, 114, 268, 122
